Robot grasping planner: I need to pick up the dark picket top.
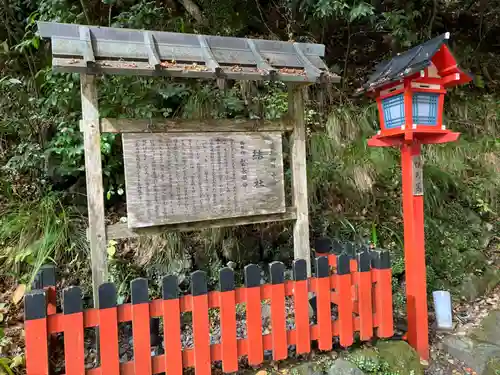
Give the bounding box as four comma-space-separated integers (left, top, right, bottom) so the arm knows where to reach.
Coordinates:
24, 252, 394, 375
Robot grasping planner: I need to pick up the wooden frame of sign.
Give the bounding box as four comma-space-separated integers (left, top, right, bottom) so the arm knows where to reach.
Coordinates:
39, 22, 340, 306
82, 84, 312, 307
80, 80, 311, 285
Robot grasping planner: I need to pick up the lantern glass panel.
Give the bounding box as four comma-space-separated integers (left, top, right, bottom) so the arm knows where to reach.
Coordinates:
381, 94, 405, 129
412, 93, 439, 125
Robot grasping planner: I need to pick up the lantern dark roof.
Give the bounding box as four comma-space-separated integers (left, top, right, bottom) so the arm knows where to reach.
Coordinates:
37, 21, 339, 84
359, 33, 470, 92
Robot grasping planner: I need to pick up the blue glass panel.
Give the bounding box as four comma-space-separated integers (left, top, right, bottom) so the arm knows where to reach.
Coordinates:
412, 93, 439, 125
381, 94, 405, 129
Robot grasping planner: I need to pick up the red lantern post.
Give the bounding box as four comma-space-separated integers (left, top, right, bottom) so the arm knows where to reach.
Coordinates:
358, 33, 472, 360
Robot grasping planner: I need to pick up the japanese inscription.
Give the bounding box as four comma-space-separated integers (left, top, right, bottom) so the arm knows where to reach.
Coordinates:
122, 132, 285, 228
412, 155, 424, 196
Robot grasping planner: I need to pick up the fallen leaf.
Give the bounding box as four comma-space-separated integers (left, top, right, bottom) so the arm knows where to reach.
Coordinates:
12, 284, 26, 305
10, 355, 24, 368
256, 371, 268, 375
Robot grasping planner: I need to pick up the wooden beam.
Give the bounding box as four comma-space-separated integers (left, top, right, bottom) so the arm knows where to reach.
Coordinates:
96, 117, 294, 133
51, 58, 336, 83
81, 74, 107, 308
104, 207, 297, 240
288, 85, 312, 276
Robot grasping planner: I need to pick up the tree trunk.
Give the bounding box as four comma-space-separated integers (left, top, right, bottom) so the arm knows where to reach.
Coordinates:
178, 0, 206, 25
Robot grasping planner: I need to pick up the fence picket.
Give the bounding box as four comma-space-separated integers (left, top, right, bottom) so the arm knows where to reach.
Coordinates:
292, 259, 310, 354
356, 251, 373, 341
32, 264, 57, 315
63, 286, 85, 375
315, 256, 332, 351
269, 262, 287, 360
336, 254, 354, 347
98, 283, 120, 374
162, 275, 183, 375
373, 251, 394, 338
191, 270, 211, 375
24, 291, 50, 375
244, 264, 263, 366
131, 278, 152, 375
219, 267, 238, 372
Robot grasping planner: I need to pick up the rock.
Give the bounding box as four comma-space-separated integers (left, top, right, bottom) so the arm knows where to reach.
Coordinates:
286, 362, 322, 375
346, 347, 381, 371
222, 236, 261, 264
459, 267, 500, 302
441, 336, 500, 375
329, 351, 339, 360
469, 310, 500, 345
326, 359, 364, 375
483, 357, 500, 375
375, 341, 424, 375
441, 309, 500, 374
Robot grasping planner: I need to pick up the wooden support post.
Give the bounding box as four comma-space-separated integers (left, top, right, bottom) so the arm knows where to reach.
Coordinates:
81, 74, 108, 308
401, 142, 429, 360
288, 84, 311, 276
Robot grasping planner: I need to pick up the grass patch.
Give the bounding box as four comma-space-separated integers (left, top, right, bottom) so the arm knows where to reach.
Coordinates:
0, 193, 86, 285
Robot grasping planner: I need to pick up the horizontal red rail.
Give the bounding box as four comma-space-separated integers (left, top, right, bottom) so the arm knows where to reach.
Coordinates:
45, 270, 381, 333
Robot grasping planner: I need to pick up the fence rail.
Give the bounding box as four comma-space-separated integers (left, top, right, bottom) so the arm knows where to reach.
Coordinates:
25, 251, 393, 375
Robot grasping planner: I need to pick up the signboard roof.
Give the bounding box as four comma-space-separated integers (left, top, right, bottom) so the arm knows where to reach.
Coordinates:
37, 21, 339, 83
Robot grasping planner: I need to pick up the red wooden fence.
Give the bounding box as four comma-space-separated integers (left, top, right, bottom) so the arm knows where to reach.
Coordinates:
24, 251, 393, 375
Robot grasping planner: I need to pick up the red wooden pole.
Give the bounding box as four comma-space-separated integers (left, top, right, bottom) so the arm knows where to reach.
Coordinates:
401, 142, 429, 360
162, 275, 183, 375
219, 268, 238, 373
191, 271, 211, 375
131, 278, 153, 375
244, 264, 264, 367
24, 291, 50, 375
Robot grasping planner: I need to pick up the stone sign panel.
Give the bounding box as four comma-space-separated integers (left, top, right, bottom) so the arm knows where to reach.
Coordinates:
122, 132, 286, 228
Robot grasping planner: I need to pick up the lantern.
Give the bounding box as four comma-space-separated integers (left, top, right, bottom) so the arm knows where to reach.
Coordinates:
358, 33, 472, 360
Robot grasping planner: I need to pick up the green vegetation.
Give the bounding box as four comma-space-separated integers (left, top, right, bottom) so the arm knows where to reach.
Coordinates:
0, 0, 499, 305
0, 193, 86, 285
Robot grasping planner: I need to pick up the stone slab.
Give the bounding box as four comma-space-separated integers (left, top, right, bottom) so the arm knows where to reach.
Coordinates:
442, 336, 500, 375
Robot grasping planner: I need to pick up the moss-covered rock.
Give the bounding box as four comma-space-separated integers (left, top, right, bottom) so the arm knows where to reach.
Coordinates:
483, 357, 500, 375
375, 341, 424, 375
442, 336, 500, 375
343, 342, 423, 374
287, 361, 320, 375
346, 347, 381, 373
459, 267, 500, 301
326, 359, 364, 375
470, 310, 500, 345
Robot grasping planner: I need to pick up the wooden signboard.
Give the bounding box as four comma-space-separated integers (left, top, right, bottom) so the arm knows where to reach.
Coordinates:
122, 132, 286, 228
